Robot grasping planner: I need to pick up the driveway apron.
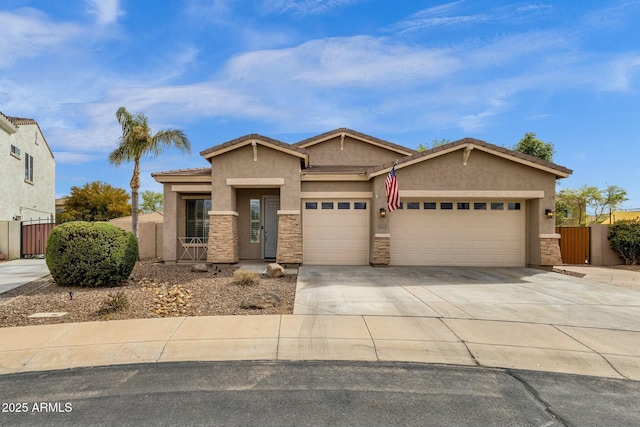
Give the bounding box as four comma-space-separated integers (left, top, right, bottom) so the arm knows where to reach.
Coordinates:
293, 266, 640, 330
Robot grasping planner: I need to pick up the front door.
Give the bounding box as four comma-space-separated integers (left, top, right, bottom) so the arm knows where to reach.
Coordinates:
263, 196, 280, 259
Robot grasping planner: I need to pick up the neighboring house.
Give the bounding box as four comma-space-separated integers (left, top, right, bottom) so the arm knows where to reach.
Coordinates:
152, 128, 572, 267
109, 211, 164, 232
601, 210, 640, 224
0, 112, 55, 222
55, 197, 68, 217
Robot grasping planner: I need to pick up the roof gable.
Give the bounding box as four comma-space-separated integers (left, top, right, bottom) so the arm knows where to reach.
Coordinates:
200, 134, 308, 166
294, 128, 417, 157
370, 138, 572, 179
1, 113, 55, 159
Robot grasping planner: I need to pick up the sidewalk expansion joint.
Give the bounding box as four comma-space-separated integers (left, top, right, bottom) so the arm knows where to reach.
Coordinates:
157, 316, 188, 363
361, 316, 380, 362
552, 325, 629, 380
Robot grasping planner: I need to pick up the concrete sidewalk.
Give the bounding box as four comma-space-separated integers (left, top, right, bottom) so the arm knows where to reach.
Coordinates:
0, 259, 50, 294
1, 264, 639, 380
557, 265, 640, 290
1, 314, 638, 380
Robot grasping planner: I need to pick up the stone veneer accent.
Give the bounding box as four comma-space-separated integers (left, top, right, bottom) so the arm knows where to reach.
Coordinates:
208, 214, 238, 263
540, 237, 562, 266
276, 213, 302, 264
372, 235, 390, 265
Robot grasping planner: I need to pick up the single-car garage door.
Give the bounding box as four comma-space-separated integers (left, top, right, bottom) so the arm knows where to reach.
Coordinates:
303, 200, 370, 265
390, 200, 525, 267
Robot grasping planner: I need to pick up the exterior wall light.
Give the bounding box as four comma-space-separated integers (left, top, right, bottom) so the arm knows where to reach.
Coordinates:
545, 209, 554, 218
379, 208, 387, 217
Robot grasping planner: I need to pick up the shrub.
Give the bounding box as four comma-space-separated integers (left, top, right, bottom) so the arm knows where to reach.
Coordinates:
609, 219, 640, 265
97, 291, 129, 315
45, 221, 139, 287
232, 270, 260, 286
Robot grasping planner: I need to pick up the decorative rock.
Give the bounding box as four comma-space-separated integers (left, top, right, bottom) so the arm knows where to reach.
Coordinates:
191, 263, 209, 273
241, 291, 281, 309
266, 263, 285, 278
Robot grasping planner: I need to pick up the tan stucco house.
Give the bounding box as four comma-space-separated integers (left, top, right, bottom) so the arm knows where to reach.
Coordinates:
152, 128, 572, 267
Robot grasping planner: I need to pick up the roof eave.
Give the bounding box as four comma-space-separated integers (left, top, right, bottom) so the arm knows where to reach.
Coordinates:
370, 140, 572, 178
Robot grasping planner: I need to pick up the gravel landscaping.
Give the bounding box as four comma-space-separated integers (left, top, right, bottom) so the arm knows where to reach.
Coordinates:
0, 261, 297, 328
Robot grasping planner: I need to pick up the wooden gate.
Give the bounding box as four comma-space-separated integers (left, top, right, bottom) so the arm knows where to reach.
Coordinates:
21, 219, 56, 258
556, 227, 590, 264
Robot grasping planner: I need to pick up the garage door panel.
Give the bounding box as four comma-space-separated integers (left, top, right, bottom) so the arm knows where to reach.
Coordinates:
303, 200, 370, 265
390, 200, 525, 267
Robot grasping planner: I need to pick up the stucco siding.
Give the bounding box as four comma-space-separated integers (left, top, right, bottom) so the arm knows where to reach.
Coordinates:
397, 150, 551, 191
301, 181, 373, 193
211, 144, 301, 211
305, 135, 402, 166
0, 122, 55, 222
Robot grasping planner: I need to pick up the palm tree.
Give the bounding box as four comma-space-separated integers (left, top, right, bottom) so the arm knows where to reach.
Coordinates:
109, 107, 191, 238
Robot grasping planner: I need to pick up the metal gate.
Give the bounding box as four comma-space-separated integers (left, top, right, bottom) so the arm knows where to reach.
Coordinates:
21, 218, 56, 258
556, 227, 590, 264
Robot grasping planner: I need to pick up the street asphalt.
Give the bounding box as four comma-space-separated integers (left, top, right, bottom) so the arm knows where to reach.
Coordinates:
2, 361, 640, 427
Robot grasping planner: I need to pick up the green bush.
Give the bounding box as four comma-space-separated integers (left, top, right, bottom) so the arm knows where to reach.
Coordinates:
609, 219, 640, 265
45, 221, 139, 287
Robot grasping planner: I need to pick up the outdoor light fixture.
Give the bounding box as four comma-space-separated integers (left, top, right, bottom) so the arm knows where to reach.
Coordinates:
379, 208, 387, 217
545, 209, 554, 218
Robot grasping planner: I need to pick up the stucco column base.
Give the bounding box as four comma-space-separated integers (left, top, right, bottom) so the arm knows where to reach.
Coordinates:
208, 213, 239, 263
539, 234, 562, 266
277, 213, 302, 264
372, 235, 390, 266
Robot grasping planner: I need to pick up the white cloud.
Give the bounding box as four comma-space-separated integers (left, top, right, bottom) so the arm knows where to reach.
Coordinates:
53, 152, 96, 164
222, 36, 461, 87
0, 8, 81, 68
389, 1, 554, 34
263, 0, 360, 16
85, 0, 123, 25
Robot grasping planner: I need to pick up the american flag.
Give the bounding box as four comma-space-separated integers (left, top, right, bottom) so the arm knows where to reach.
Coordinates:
385, 165, 399, 212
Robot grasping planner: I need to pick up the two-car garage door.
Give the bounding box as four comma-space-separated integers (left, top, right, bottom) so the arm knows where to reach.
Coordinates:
302, 198, 525, 267
389, 200, 525, 267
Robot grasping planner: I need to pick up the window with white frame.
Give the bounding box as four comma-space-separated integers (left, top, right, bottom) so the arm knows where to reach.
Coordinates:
250, 199, 260, 243
24, 153, 33, 182
10, 145, 20, 158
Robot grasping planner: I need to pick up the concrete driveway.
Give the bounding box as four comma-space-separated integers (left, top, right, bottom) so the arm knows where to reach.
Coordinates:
294, 266, 640, 330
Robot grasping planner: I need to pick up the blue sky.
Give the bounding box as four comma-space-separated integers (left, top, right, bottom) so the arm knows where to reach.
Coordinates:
2, 0, 639, 209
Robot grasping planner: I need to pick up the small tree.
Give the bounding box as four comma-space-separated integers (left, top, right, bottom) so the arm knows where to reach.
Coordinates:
109, 107, 191, 238
140, 190, 163, 213
417, 138, 451, 152
609, 220, 640, 265
588, 185, 628, 223
513, 132, 555, 161
57, 181, 131, 222
556, 185, 628, 226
